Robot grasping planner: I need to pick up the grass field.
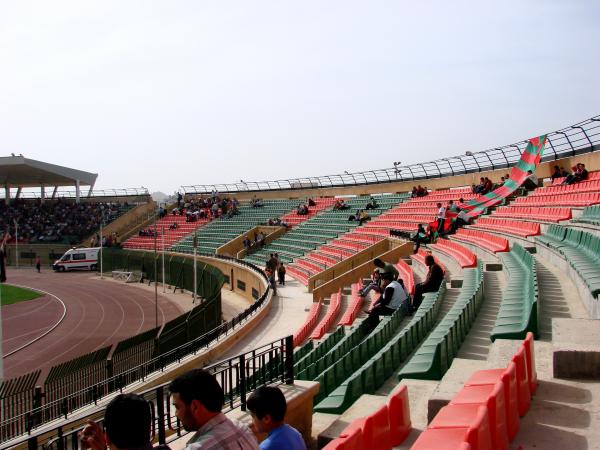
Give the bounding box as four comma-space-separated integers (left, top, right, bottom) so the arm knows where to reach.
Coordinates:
0, 284, 43, 306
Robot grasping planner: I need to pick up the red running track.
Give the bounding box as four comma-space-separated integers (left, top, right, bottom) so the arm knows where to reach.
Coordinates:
1, 269, 184, 381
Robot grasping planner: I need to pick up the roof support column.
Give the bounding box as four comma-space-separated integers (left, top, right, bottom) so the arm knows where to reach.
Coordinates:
16, 186, 22, 199
4, 184, 9, 203
52, 186, 58, 200
75, 179, 80, 204
40, 185, 45, 203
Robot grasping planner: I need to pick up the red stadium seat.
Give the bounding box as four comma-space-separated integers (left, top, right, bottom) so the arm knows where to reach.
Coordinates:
387, 385, 412, 446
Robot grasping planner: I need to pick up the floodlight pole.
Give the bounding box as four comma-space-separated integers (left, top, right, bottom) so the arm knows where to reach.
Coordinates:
14, 220, 18, 269
154, 210, 158, 329
99, 221, 103, 279
193, 231, 197, 304
162, 226, 166, 293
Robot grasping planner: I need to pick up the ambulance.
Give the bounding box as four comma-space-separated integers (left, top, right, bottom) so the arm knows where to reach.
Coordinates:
52, 247, 100, 272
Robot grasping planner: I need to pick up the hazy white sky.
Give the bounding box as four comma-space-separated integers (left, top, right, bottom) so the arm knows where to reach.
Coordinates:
1, 1, 599, 194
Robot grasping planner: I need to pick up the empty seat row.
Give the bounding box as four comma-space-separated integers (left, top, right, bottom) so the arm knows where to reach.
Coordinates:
491, 244, 539, 341
339, 281, 365, 326
535, 225, 600, 297
412, 333, 537, 450
399, 263, 484, 380
323, 385, 411, 450
292, 301, 321, 347
452, 229, 509, 254
571, 204, 600, 226
396, 259, 415, 296
492, 206, 572, 223
531, 179, 600, 196
294, 327, 345, 375
311, 291, 343, 339
470, 218, 540, 238
431, 239, 477, 268
513, 192, 600, 207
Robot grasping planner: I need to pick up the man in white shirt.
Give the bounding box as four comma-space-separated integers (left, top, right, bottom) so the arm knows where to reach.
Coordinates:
436, 202, 447, 234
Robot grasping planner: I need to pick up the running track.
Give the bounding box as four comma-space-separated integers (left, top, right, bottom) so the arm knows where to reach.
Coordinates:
2, 269, 184, 381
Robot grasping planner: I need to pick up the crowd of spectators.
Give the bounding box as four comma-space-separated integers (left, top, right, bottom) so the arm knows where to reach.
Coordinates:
411, 185, 429, 198
0, 199, 127, 244
170, 195, 240, 221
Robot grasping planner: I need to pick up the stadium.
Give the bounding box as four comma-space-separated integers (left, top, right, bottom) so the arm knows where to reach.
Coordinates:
2, 3, 600, 450
1, 115, 600, 450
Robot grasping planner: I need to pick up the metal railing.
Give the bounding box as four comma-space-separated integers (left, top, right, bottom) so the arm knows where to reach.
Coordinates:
0, 187, 150, 200
5, 335, 293, 450
0, 258, 272, 447
181, 115, 600, 194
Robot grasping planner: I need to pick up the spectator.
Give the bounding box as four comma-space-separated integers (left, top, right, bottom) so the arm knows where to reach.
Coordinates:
411, 186, 418, 198
522, 170, 539, 190
366, 273, 412, 329
333, 199, 349, 210
550, 165, 562, 180
246, 386, 306, 450
473, 178, 485, 194
497, 176, 506, 187
373, 257, 399, 280
35, 255, 41, 273
169, 369, 258, 450
79, 393, 168, 450
451, 208, 471, 233
436, 202, 446, 234
358, 209, 370, 225
365, 197, 379, 210
308, 198, 316, 207
447, 200, 458, 213
358, 269, 382, 298
412, 255, 444, 311
412, 224, 428, 253
277, 262, 286, 286
560, 166, 570, 177
243, 236, 252, 250
562, 163, 589, 185
483, 177, 493, 194
170, 222, 178, 230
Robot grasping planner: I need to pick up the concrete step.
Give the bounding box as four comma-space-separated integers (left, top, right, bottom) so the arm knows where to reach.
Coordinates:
456, 270, 506, 361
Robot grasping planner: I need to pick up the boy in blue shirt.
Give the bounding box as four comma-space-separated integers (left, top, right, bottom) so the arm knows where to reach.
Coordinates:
247, 386, 306, 450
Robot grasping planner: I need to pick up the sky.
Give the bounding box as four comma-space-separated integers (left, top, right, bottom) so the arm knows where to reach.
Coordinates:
1, 1, 599, 195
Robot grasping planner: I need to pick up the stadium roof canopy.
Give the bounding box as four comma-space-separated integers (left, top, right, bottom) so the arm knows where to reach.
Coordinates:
0, 155, 97, 201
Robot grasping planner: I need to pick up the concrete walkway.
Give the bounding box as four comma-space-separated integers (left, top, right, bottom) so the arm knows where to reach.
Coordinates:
219, 278, 314, 358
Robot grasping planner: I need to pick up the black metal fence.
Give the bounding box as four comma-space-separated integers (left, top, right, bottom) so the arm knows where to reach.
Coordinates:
4, 335, 293, 450
181, 115, 600, 194
0, 254, 272, 446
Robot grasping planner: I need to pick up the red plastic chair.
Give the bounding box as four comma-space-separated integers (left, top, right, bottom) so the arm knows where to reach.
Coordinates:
387, 385, 412, 445
429, 404, 494, 450
511, 346, 531, 416
322, 426, 364, 450
342, 404, 392, 450
465, 363, 519, 442
523, 332, 538, 395
411, 428, 471, 450
449, 382, 509, 450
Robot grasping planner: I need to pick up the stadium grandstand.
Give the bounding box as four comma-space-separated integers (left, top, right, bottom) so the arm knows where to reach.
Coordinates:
2, 115, 600, 450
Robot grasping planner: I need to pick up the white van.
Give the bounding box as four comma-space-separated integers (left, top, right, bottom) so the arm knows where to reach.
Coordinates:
53, 247, 100, 272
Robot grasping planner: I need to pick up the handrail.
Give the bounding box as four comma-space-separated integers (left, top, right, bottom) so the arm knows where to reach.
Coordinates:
0, 256, 272, 446
1, 187, 150, 199
181, 115, 600, 194
5, 335, 293, 449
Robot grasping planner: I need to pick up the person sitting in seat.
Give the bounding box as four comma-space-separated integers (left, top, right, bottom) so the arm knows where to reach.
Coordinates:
358, 209, 371, 225
412, 223, 428, 253
334, 199, 349, 210
359, 269, 382, 298
242, 236, 252, 250
365, 197, 378, 210
473, 178, 485, 194
169, 222, 178, 230
308, 198, 316, 207
366, 273, 412, 330
450, 207, 471, 233
522, 170, 539, 190
412, 255, 444, 311
373, 257, 399, 280
562, 163, 589, 185
550, 165, 562, 180
411, 186, 418, 198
